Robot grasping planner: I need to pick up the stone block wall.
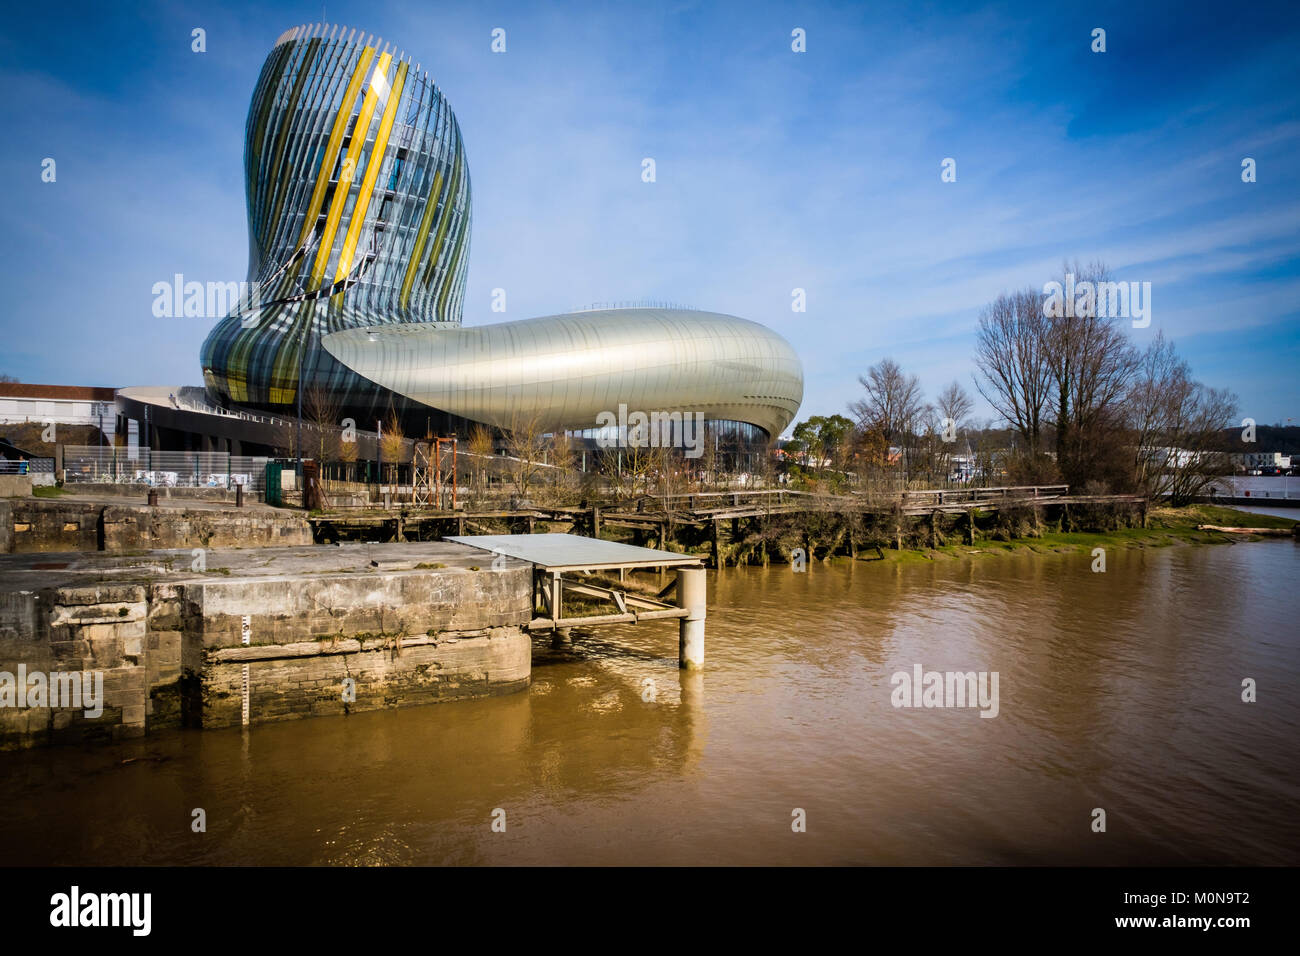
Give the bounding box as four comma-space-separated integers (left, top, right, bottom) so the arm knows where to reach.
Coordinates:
0, 498, 312, 553
1, 559, 533, 749
198, 627, 530, 728
101, 505, 311, 551
0, 584, 153, 749
7, 501, 102, 552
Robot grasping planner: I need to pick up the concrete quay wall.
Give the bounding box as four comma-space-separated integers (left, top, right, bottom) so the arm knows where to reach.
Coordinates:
0, 498, 312, 553
0, 543, 533, 750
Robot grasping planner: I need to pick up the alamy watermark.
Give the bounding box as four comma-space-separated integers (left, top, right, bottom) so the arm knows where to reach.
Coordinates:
594, 404, 706, 459
0, 666, 104, 718
50, 886, 150, 935
890, 664, 999, 718
152, 274, 264, 321
1042, 273, 1151, 328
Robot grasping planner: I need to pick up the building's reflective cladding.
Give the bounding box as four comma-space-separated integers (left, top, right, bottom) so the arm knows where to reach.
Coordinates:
201, 23, 803, 451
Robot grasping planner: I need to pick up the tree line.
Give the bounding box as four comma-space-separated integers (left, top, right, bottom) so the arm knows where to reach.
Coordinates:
789, 261, 1240, 505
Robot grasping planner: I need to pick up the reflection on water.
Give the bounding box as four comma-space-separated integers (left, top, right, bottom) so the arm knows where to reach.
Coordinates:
2, 540, 1297, 865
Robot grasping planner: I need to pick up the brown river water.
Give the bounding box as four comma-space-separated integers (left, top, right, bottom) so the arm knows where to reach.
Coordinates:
2, 539, 1297, 866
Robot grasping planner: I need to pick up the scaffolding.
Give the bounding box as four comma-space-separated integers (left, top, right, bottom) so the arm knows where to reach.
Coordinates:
411, 442, 433, 506
435, 436, 457, 510
411, 437, 457, 509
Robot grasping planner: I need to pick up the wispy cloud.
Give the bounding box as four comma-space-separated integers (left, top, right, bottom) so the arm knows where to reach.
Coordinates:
1, 0, 1296, 429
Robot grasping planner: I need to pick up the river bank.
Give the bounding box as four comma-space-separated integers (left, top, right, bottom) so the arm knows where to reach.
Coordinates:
840, 503, 1298, 567
629, 500, 1298, 569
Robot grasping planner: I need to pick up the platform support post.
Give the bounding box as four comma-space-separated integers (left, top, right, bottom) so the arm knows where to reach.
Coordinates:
677, 566, 706, 670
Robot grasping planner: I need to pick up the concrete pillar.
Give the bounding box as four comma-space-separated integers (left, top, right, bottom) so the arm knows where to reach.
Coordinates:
677, 566, 706, 670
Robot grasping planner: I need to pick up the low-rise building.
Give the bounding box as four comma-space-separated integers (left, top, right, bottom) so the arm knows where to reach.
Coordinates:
1233, 452, 1292, 471
0, 382, 117, 431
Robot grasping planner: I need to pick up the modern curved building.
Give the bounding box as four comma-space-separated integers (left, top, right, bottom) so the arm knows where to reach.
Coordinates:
200, 23, 802, 454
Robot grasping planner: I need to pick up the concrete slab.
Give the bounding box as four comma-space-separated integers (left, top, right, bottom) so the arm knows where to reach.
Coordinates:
0, 540, 527, 594
446, 532, 702, 572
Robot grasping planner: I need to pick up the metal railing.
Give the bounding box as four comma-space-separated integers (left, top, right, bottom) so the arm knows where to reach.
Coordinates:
0, 457, 52, 475
60, 446, 268, 492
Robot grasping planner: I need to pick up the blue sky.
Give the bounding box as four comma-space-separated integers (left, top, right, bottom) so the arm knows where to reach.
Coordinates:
2, 0, 1297, 432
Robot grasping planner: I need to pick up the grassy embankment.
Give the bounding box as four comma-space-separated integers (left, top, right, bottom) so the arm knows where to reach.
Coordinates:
861, 503, 1297, 566
31, 485, 71, 498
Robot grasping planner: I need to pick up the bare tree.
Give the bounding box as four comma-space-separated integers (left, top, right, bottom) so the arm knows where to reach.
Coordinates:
302, 385, 342, 466
380, 409, 408, 486
597, 446, 630, 498
545, 430, 577, 505
913, 403, 959, 485
1044, 260, 1139, 486
849, 358, 925, 480
1126, 332, 1236, 504
974, 288, 1053, 459
503, 411, 548, 501
466, 424, 494, 503
337, 427, 358, 482
936, 381, 974, 432
1160, 384, 1237, 506
622, 441, 657, 499
1126, 332, 1184, 496
696, 430, 718, 492
934, 382, 974, 482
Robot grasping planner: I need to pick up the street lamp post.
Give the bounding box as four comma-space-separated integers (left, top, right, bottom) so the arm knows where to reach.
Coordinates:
296, 316, 306, 476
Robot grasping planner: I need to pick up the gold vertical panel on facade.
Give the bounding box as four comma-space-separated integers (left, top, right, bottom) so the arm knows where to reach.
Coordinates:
420, 152, 461, 292
258, 37, 320, 245
268, 301, 315, 404
262, 33, 352, 269
246, 43, 294, 186
295, 44, 376, 252
399, 168, 443, 308
437, 198, 469, 317
333, 59, 408, 288
309, 50, 392, 288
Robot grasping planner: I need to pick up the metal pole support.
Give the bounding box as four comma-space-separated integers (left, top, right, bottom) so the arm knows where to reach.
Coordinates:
677, 566, 706, 670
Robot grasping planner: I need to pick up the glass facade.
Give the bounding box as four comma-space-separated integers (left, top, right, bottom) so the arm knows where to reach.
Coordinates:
201, 23, 804, 445
201, 24, 471, 422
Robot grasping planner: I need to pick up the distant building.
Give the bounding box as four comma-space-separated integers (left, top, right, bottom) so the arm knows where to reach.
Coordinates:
1141, 446, 1205, 470
0, 382, 116, 432
1233, 452, 1291, 470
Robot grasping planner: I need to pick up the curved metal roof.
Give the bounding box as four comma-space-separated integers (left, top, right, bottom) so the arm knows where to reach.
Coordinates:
322, 308, 804, 437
